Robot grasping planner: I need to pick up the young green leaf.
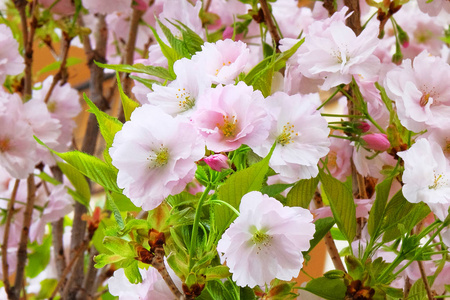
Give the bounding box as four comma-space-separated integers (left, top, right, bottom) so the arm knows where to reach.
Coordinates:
115, 73, 139, 121
286, 177, 319, 208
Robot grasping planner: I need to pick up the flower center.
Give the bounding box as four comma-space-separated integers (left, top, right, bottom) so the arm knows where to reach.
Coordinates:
276, 122, 297, 146
148, 146, 169, 168
419, 93, 430, 107
218, 115, 238, 138
215, 61, 232, 76
176, 88, 195, 111
252, 229, 271, 245
47, 101, 57, 113
428, 173, 444, 190
0, 138, 10, 152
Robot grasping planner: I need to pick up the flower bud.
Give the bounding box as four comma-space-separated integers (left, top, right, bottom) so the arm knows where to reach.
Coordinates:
362, 133, 391, 151
202, 154, 230, 172
357, 121, 370, 133
397, 25, 409, 48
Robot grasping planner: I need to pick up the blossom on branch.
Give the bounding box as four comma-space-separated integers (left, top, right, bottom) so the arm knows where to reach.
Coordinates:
217, 191, 315, 288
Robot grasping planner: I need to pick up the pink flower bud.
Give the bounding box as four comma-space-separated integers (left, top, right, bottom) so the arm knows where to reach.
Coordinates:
357, 122, 370, 133
362, 133, 390, 152
202, 154, 230, 171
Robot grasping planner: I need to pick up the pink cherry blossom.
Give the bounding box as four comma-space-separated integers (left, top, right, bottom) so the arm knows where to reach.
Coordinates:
384, 51, 450, 133
108, 263, 182, 300
110, 105, 205, 210
320, 131, 352, 181
39, 0, 75, 15
217, 191, 315, 288
0, 24, 24, 84
397, 138, 450, 221
146, 58, 212, 117
191, 39, 250, 85
82, 0, 131, 14
352, 145, 397, 180
417, 0, 450, 16
191, 82, 271, 152
158, 0, 203, 39
297, 16, 380, 91
362, 133, 390, 152
202, 154, 229, 172
252, 92, 330, 182
0, 92, 37, 179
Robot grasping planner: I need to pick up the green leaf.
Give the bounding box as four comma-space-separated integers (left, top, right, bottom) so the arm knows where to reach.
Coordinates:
367, 176, 394, 238
305, 217, 335, 254
37, 57, 82, 76
204, 265, 231, 281
203, 280, 236, 300
36, 138, 121, 193
147, 26, 179, 72
94, 61, 175, 80
170, 20, 204, 54
124, 261, 142, 284
106, 191, 124, 229
116, 73, 140, 121
215, 144, 275, 235
26, 236, 52, 278
83, 93, 122, 148
286, 177, 319, 208
129, 75, 161, 90
260, 183, 294, 197
319, 170, 356, 243
302, 277, 347, 300
273, 38, 304, 71
109, 191, 141, 212
35, 279, 58, 300
57, 161, 90, 203
102, 236, 135, 257
157, 19, 191, 59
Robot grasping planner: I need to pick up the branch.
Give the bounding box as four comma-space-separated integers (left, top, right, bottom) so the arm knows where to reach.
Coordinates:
44, 33, 73, 104
343, 0, 361, 35
314, 192, 346, 272
258, 0, 281, 51
1, 179, 20, 297
12, 175, 36, 299
49, 240, 89, 300
152, 247, 184, 299
417, 260, 434, 300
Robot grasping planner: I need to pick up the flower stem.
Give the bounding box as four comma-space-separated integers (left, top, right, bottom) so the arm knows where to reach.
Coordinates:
317, 88, 340, 111
188, 185, 212, 271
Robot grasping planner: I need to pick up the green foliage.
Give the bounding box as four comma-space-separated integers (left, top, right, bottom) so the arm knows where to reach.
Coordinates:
57, 161, 91, 204
214, 144, 275, 236
305, 217, 335, 254
95, 61, 175, 81
106, 191, 125, 230
260, 183, 294, 197
26, 235, 52, 278
35, 279, 58, 300
319, 170, 356, 244
116, 73, 140, 121
367, 176, 394, 239
285, 176, 319, 208
302, 277, 347, 300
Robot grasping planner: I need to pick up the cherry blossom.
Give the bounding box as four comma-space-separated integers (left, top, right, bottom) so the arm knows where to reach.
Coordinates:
191, 82, 271, 152
0, 24, 24, 84
110, 105, 205, 210
217, 191, 315, 288
397, 138, 450, 221
252, 92, 330, 182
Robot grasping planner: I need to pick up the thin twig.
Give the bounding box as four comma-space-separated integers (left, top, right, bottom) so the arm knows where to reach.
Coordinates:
1, 179, 20, 296
44, 34, 73, 104
49, 240, 90, 300
403, 276, 412, 299
314, 192, 346, 272
258, 0, 281, 51
343, 0, 361, 35
13, 175, 36, 299
417, 260, 434, 300
152, 247, 184, 299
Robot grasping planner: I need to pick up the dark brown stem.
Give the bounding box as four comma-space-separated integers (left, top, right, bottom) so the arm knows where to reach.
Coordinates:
1, 179, 20, 297
49, 240, 89, 300
417, 260, 434, 300
44, 34, 73, 103
12, 175, 36, 299
343, 0, 361, 35
403, 276, 412, 299
66, 14, 108, 300
152, 247, 184, 299
118, 7, 144, 122
80, 246, 99, 299
323, 0, 336, 16
258, 0, 281, 51
204, 0, 212, 12
314, 192, 346, 272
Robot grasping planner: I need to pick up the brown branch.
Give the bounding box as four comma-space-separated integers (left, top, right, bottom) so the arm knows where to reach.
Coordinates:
66, 14, 108, 300
12, 175, 36, 299
80, 246, 99, 298
118, 6, 145, 122
343, 0, 361, 35
204, 0, 212, 12
314, 192, 346, 272
403, 276, 412, 299
323, 0, 336, 16
49, 240, 90, 300
258, 0, 281, 51
1, 179, 20, 297
417, 260, 434, 300
44, 33, 73, 104
152, 247, 184, 299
